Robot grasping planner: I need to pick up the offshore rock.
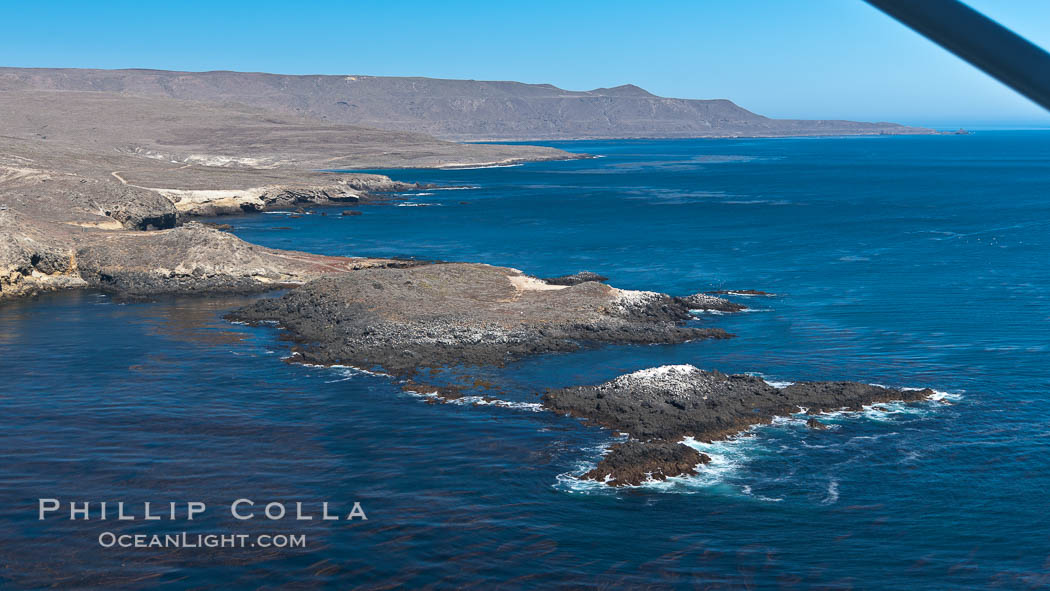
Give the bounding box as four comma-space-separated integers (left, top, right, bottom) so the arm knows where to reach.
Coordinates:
582, 441, 711, 487
677, 293, 746, 313
544, 364, 934, 486
807, 418, 830, 430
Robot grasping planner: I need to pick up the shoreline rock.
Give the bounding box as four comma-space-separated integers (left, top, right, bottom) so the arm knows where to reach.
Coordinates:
227, 264, 731, 375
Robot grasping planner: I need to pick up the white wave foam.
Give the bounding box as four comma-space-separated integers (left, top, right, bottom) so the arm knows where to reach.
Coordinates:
446, 396, 545, 412
440, 163, 523, 170
770, 414, 809, 428
396, 202, 439, 207
821, 479, 840, 505
717, 291, 776, 297
689, 309, 727, 316
905, 387, 963, 402
740, 485, 784, 503
554, 430, 767, 495
299, 362, 388, 379
431, 186, 479, 191
680, 435, 763, 487
399, 192, 435, 196
403, 389, 543, 412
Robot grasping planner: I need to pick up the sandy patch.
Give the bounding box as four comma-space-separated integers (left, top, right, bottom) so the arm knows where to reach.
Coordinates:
64, 220, 125, 230
0, 165, 52, 185
508, 274, 568, 292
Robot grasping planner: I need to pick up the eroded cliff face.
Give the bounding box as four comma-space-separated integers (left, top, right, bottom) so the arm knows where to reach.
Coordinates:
0, 138, 427, 302
72, 223, 421, 296
0, 214, 420, 301
0, 213, 87, 298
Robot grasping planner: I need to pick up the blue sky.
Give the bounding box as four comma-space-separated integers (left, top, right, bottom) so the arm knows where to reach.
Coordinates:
3, 1, 1049, 127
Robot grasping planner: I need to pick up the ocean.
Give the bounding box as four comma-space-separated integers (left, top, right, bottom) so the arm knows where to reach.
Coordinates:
2, 132, 1048, 588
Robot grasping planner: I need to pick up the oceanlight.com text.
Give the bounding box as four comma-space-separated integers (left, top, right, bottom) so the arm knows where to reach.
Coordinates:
98, 531, 307, 549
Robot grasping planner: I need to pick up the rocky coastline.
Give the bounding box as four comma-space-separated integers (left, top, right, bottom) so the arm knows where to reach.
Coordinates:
0, 81, 950, 490
0, 86, 579, 301
0, 175, 425, 300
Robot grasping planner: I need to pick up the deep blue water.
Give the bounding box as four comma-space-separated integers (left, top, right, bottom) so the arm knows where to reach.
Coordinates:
2, 133, 1049, 589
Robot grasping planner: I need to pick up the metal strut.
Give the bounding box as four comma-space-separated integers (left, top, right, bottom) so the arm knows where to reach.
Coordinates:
865, 0, 1050, 112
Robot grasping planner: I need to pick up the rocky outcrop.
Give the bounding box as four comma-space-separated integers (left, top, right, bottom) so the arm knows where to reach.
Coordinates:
0, 216, 86, 298
677, 293, 746, 313
543, 365, 934, 486
582, 441, 711, 487
65, 183, 178, 230
161, 177, 417, 218
228, 264, 730, 374
541, 271, 609, 286
73, 223, 416, 296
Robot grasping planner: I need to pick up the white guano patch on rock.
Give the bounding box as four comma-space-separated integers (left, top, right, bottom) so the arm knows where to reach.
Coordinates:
611, 287, 662, 313
610, 364, 703, 393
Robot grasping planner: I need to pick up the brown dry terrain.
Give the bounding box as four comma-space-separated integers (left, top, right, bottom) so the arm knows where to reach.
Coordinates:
1, 67, 938, 140
0, 88, 573, 299
0, 67, 937, 301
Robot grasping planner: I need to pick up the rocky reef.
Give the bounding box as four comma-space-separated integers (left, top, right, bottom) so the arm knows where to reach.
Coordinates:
581, 441, 711, 486
543, 365, 935, 486
676, 293, 746, 313
228, 264, 730, 374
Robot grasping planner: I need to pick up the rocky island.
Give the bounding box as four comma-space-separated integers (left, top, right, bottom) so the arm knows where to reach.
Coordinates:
544, 365, 935, 486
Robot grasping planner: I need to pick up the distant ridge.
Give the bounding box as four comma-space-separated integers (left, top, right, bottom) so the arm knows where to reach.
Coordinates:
0, 67, 936, 141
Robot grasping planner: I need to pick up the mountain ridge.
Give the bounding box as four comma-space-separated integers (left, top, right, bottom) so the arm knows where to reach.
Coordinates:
0, 67, 936, 141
